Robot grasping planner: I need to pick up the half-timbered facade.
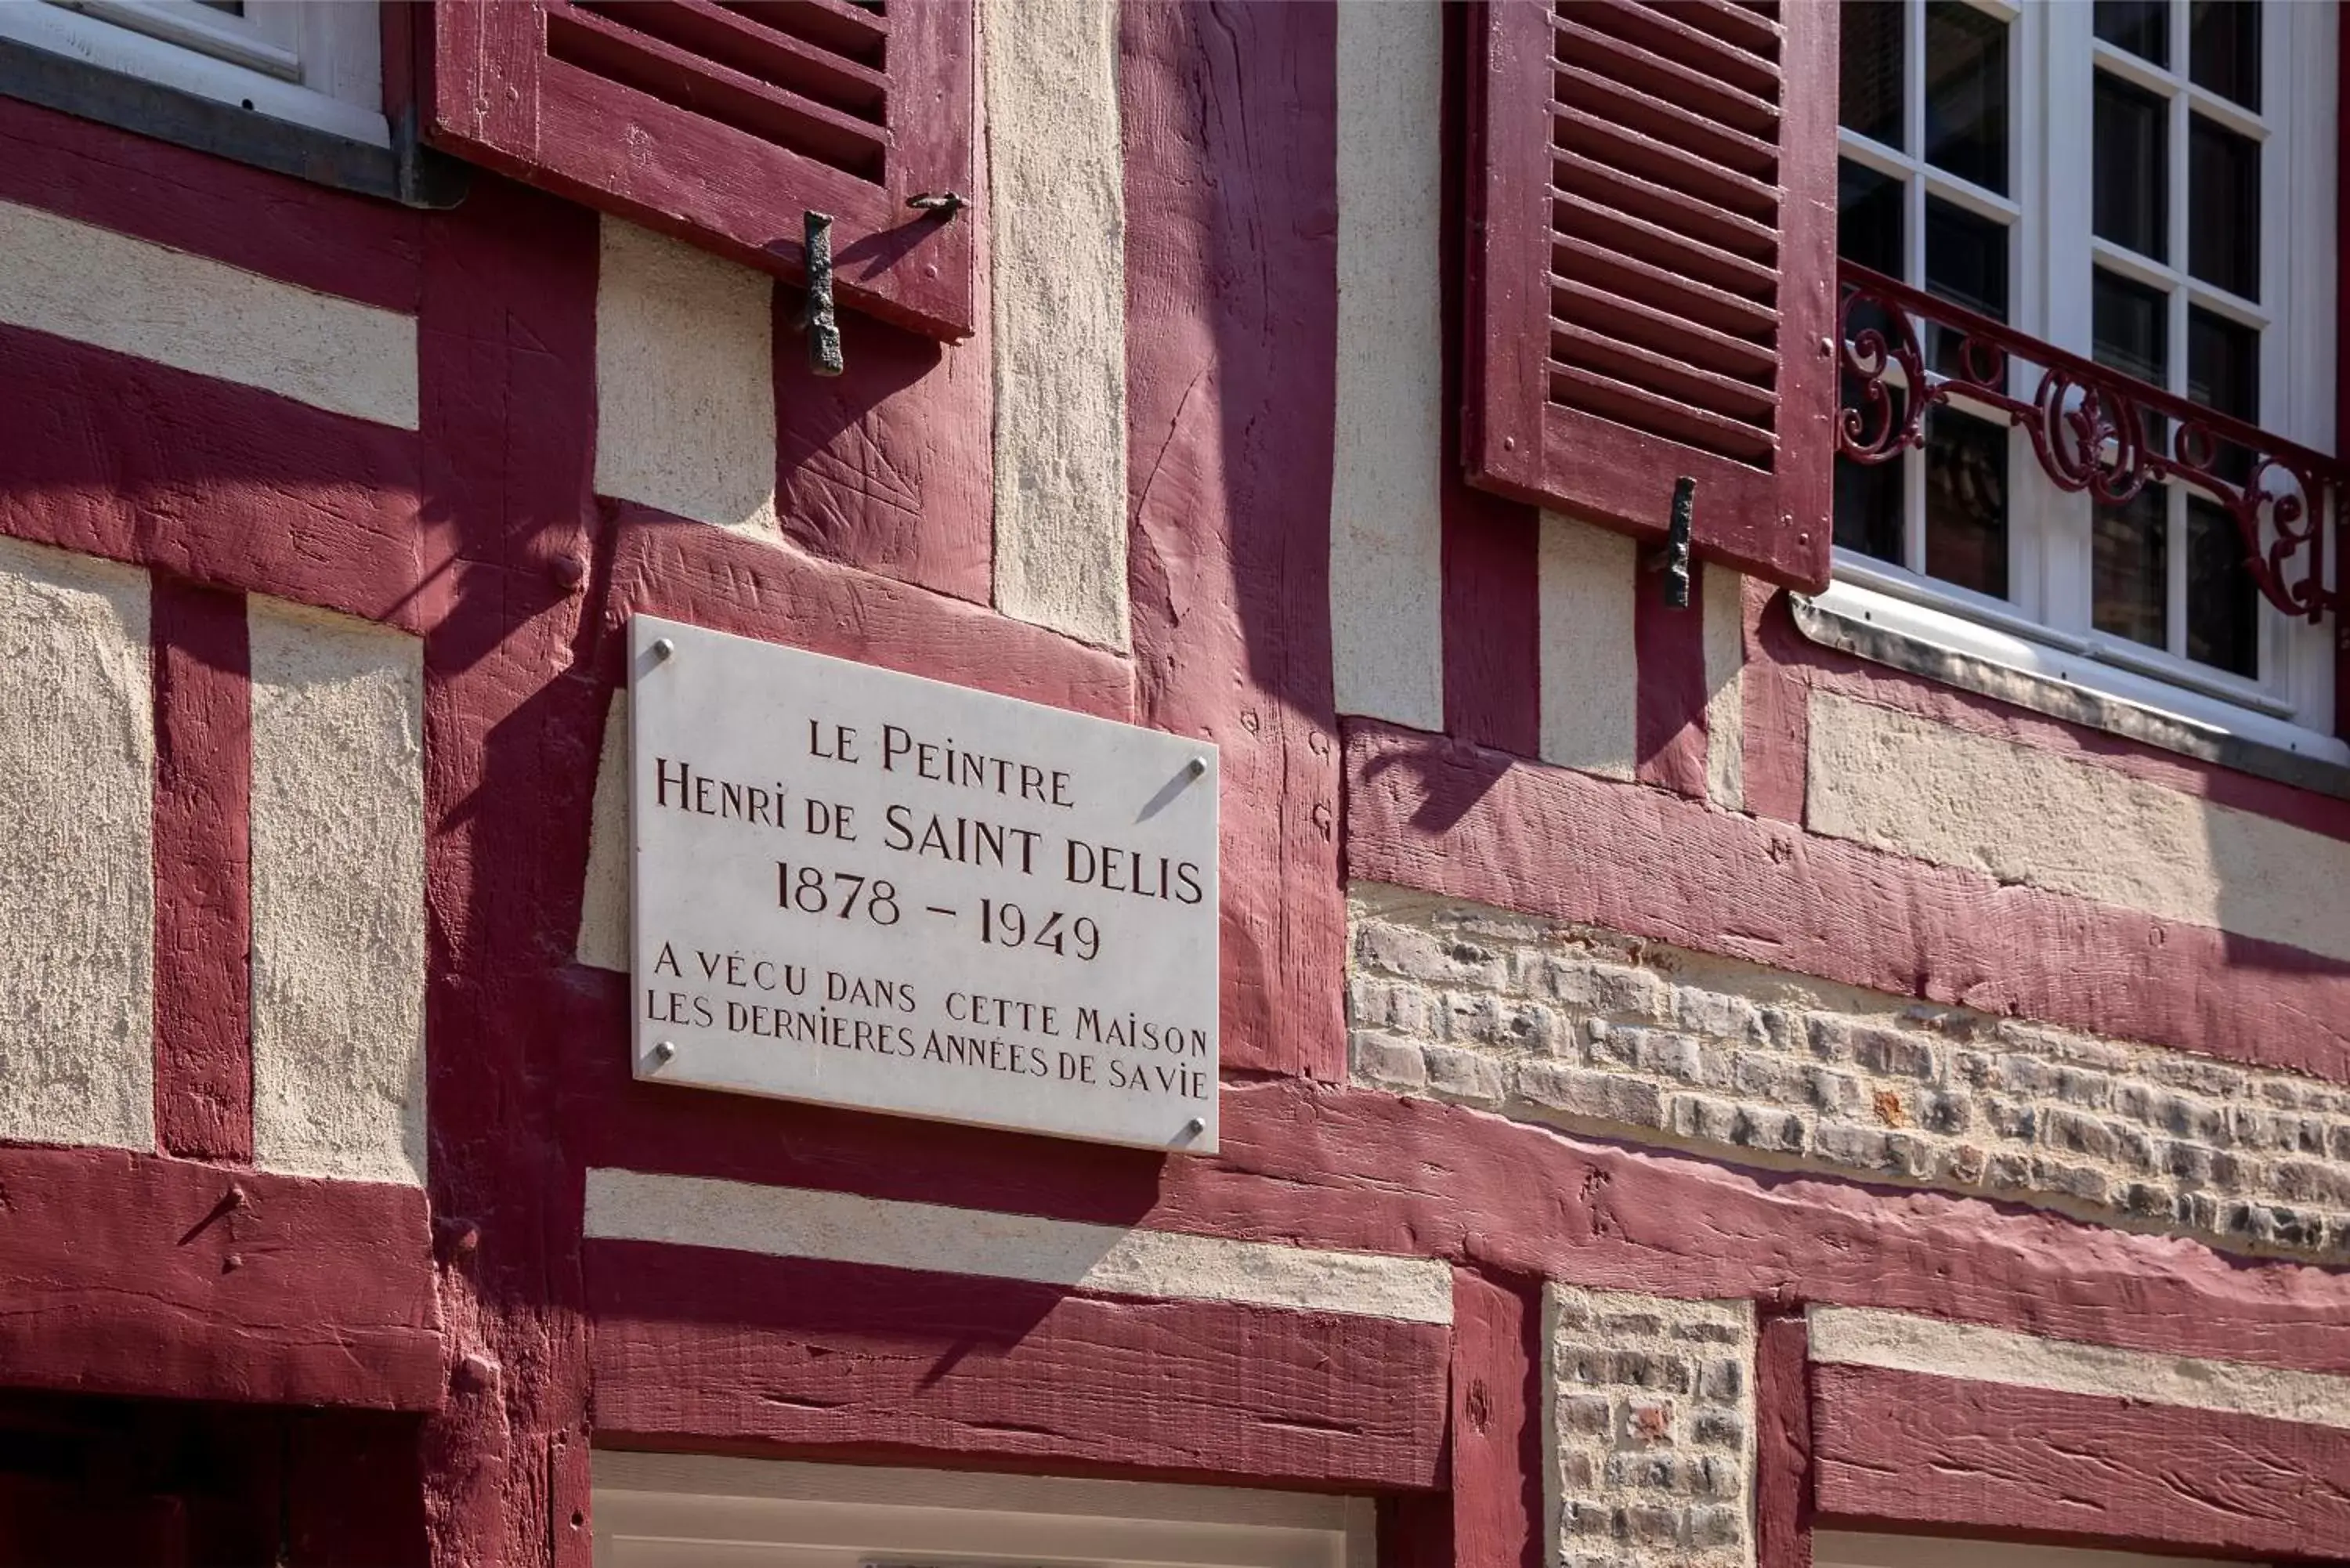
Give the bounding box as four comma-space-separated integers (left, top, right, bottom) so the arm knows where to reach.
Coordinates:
0, 1, 2344, 1563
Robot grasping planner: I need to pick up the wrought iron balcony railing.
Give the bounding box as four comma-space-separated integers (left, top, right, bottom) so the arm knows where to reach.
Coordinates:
1836, 262, 2341, 623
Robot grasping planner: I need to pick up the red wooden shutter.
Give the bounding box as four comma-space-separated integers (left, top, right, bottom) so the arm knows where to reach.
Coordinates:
1464, 0, 1835, 591
419, 1, 975, 341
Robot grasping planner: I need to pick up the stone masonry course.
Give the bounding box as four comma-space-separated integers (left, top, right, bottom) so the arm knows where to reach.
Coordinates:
1544, 1286, 1755, 1568
1348, 883, 2350, 1260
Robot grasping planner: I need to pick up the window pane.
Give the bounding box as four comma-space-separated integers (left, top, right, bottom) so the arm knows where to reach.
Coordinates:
1925, 3, 2009, 193
1835, 459, 1905, 565
1838, 159, 1904, 276
2189, 0, 2261, 111
1925, 198, 2009, 378
2188, 117, 2260, 298
1836, 368, 1904, 564
1924, 408, 2008, 597
2188, 307, 2258, 483
2187, 496, 2260, 675
1925, 198, 2008, 318
1840, 0, 1904, 148
2095, 0, 2171, 66
2095, 269, 2171, 453
2094, 74, 2168, 261
2092, 269, 2168, 385
2093, 486, 2169, 649
1839, 160, 1906, 350
2186, 306, 2257, 419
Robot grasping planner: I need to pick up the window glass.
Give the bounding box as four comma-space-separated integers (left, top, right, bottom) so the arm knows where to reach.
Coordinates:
1833, 156, 1906, 570
1924, 2, 2008, 192
1925, 198, 2008, 319
1838, 159, 1904, 276
2093, 74, 2168, 259
1841, 0, 1905, 148
2188, 306, 2258, 486
1923, 409, 2008, 596
2092, 269, 2168, 384
2188, 117, 2260, 298
2093, 269, 2171, 452
1925, 197, 2008, 377
2182, 305, 2260, 675
2094, 486, 2169, 648
2186, 306, 2258, 419
2189, 0, 2261, 110
2095, 0, 2171, 65
1834, 403, 1906, 566
2187, 497, 2261, 674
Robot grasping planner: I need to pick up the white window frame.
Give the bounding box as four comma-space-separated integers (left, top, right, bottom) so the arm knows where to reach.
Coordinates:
1832, 0, 2341, 757
589, 1451, 1378, 1568
0, 0, 387, 147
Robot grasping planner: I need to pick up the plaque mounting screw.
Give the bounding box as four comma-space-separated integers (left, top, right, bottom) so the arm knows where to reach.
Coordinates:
653, 1040, 677, 1064
1185, 1116, 1206, 1136
1188, 757, 1207, 779
651, 638, 676, 663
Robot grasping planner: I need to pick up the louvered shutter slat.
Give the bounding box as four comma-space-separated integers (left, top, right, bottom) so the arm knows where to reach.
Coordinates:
1550, 323, 1779, 426
1552, 16, 1779, 140
573, 1, 891, 121
1468, 0, 1835, 590
1554, 66, 1779, 179
1549, 194, 1778, 301
1551, 105, 1779, 220
419, 0, 975, 341
548, 5, 894, 181
728, 0, 891, 63
1552, 282, 1777, 383
1571, 2, 1779, 102
1548, 363, 1776, 462
1552, 236, 1776, 341
1551, 151, 1776, 264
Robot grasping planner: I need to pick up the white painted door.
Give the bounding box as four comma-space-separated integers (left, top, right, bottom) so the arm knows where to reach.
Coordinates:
592, 1454, 1375, 1568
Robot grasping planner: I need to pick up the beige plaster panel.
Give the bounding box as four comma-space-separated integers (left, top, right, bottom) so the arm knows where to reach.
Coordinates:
1538, 513, 1638, 779
577, 688, 630, 974
594, 218, 779, 536
985, 0, 1129, 651
1810, 1305, 2350, 1430
1329, 0, 1444, 730
1702, 565, 1744, 811
248, 598, 425, 1185
0, 537, 153, 1150
1806, 690, 2350, 963
0, 200, 417, 428
585, 1169, 1454, 1324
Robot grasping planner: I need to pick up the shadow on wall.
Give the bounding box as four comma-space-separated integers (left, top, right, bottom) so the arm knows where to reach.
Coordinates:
0, 1390, 426, 1566
771, 309, 988, 595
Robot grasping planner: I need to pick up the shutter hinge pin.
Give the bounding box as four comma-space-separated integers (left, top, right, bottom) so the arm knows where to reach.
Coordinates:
906, 191, 967, 220
803, 210, 844, 378
1645, 476, 1695, 609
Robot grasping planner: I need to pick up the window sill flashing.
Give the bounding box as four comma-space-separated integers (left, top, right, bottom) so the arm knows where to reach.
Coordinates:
0, 37, 467, 209
1792, 580, 2350, 802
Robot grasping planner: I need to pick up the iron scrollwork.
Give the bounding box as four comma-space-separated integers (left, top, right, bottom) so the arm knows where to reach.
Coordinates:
1835, 262, 2339, 623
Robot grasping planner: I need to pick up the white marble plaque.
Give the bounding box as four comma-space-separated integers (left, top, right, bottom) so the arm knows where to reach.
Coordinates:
629, 616, 1220, 1151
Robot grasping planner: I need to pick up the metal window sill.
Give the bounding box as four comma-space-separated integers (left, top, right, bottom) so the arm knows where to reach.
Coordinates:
1793, 579, 2350, 802
0, 37, 465, 208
